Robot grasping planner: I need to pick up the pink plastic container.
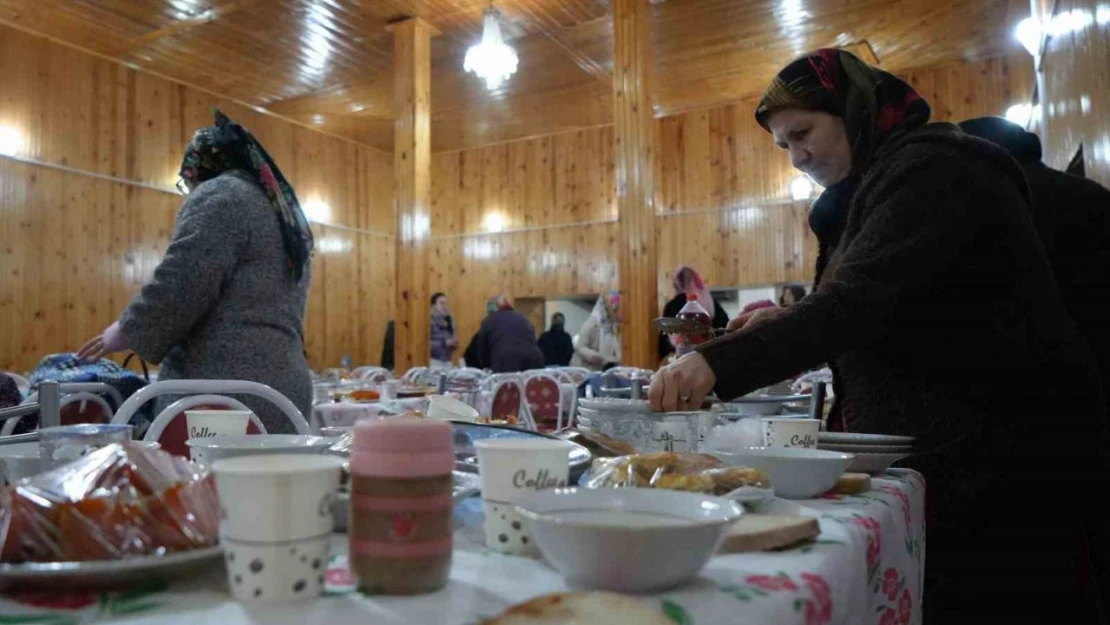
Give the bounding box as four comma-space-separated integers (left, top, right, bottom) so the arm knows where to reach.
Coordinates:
348, 418, 454, 595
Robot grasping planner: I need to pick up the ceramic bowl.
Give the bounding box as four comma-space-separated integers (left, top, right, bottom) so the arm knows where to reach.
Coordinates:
186, 435, 334, 464
710, 447, 853, 499
515, 488, 742, 593
427, 394, 480, 422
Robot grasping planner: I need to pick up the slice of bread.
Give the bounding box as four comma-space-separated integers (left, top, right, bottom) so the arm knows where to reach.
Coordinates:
718, 514, 821, 553
479, 592, 674, 624
831, 472, 871, 495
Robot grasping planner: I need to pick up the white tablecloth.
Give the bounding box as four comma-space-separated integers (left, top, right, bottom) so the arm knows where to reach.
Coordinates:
0, 470, 925, 625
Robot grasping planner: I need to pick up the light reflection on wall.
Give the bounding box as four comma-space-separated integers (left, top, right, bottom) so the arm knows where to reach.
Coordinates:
0, 125, 24, 156
316, 237, 352, 255
463, 238, 498, 260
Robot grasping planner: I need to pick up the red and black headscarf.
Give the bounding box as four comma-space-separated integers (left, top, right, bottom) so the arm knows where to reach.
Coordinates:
755, 48, 931, 173
755, 49, 932, 247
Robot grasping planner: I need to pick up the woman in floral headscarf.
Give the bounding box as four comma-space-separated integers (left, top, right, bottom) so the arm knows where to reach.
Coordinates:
572, 291, 621, 371
648, 50, 1104, 620
78, 110, 315, 433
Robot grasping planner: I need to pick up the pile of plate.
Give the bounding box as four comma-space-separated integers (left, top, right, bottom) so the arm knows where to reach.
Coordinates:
817, 432, 914, 474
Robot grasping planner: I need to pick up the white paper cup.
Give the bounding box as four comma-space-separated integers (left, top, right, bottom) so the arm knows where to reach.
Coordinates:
646, 414, 697, 452
185, 410, 251, 440
427, 394, 479, 422
223, 534, 330, 602
212, 454, 344, 543
474, 439, 571, 555
760, 418, 820, 449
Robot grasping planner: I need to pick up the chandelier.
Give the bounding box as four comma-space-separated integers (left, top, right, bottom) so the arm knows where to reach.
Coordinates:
463, 7, 518, 90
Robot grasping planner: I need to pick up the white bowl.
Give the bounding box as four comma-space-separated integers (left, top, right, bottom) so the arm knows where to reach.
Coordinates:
186, 434, 334, 464
515, 488, 742, 592
846, 452, 910, 474
710, 447, 853, 499
427, 394, 479, 422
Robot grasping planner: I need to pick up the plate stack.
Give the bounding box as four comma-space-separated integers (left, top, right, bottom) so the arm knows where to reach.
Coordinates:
817, 432, 914, 474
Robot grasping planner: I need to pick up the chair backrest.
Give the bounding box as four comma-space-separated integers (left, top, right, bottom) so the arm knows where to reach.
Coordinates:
111, 380, 311, 435
1, 392, 114, 436
490, 380, 523, 423
557, 367, 592, 385
144, 395, 265, 457
402, 367, 429, 385
351, 367, 392, 384
523, 374, 565, 431
5, 373, 30, 397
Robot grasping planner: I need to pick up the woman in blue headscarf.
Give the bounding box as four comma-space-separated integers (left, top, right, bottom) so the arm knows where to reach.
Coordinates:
78, 110, 315, 432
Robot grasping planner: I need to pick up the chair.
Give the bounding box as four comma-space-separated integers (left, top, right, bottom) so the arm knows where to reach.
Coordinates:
556, 367, 592, 385
522, 372, 567, 432
487, 377, 534, 430
402, 367, 430, 385
111, 380, 312, 457
0, 392, 114, 436
144, 395, 266, 457
351, 366, 392, 384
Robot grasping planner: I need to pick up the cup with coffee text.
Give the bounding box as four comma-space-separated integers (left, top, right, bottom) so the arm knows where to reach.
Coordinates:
185, 410, 252, 462
474, 439, 571, 556
760, 417, 820, 449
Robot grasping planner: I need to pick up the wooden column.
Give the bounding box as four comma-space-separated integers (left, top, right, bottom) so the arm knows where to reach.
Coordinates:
612, 0, 659, 369
392, 17, 436, 372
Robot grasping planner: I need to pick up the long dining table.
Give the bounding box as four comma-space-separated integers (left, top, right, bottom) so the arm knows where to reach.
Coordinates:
0, 469, 925, 625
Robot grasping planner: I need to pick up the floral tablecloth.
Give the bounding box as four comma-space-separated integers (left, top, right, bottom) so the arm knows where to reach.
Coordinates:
0, 470, 925, 625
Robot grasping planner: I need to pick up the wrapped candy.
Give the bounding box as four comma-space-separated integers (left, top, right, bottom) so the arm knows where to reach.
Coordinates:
580, 452, 772, 497
0, 442, 219, 563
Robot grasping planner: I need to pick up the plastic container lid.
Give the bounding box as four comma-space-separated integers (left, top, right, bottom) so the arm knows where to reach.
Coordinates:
349, 419, 454, 477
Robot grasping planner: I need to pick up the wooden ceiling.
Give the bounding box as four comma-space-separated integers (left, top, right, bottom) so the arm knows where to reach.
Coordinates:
0, 0, 1029, 152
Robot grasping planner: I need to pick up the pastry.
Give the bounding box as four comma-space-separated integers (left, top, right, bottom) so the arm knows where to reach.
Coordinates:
479, 592, 674, 625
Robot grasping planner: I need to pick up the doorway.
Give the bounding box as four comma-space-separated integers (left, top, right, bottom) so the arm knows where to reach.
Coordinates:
514, 297, 547, 337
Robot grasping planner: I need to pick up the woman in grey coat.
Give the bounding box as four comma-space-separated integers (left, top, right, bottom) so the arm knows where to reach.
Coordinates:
78, 110, 314, 433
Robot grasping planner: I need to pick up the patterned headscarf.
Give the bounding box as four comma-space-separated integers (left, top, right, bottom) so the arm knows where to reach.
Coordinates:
487, 295, 512, 313
755, 49, 931, 172
756, 49, 932, 249
179, 110, 314, 280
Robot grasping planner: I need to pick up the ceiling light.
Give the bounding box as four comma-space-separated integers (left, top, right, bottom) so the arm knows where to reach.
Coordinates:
463, 7, 519, 90
790, 175, 814, 201
0, 126, 23, 157
1005, 103, 1033, 127
1015, 17, 1041, 56
483, 212, 506, 233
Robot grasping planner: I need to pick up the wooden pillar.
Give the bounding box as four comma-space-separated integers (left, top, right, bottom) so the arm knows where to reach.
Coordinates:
391, 18, 436, 372
612, 0, 659, 369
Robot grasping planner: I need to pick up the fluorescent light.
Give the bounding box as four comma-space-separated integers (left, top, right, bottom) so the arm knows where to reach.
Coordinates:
1015, 17, 1041, 56
1005, 103, 1033, 127
483, 212, 506, 233
0, 125, 23, 156
789, 175, 814, 201
302, 199, 332, 223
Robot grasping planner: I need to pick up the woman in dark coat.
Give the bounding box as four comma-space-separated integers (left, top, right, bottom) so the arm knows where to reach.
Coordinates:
475, 296, 544, 373
538, 313, 574, 366
649, 50, 1105, 621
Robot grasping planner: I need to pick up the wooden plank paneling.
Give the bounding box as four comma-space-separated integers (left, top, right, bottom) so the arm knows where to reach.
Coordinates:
391, 17, 434, 372
0, 25, 394, 374
1037, 0, 1110, 186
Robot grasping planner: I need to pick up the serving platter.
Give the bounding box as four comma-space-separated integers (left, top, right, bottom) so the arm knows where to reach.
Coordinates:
0, 546, 223, 590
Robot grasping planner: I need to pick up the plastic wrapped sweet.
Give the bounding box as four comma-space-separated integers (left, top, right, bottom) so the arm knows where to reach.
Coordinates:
0, 442, 219, 563
581, 452, 771, 497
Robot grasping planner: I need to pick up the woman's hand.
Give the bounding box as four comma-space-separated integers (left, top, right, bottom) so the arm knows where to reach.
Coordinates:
649, 352, 717, 412
77, 321, 128, 362
726, 306, 786, 332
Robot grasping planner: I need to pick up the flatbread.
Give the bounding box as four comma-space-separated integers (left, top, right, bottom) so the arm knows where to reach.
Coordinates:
718, 514, 821, 553
479, 592, 674, 625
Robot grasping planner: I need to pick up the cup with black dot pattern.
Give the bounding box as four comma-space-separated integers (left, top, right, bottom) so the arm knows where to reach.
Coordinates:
474, 439, 572, 556
212, 454, 344, 602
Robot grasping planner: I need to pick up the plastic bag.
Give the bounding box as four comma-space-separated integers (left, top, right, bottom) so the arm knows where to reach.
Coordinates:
0, 442, 219, 563
580, 452, 772, 497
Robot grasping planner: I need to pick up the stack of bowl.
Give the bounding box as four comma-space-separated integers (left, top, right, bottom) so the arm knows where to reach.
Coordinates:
817, 432, 914, 474
576, 398, 719, 452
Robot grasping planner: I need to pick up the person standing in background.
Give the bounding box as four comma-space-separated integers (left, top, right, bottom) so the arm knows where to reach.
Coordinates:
538, 313, 574, 366
573, 292, 622, 371
429, 292, 458, 369
475, 296, 545, 373
658, 266, 730, 363
959, 116, 1110, 403
779, 284, 807, 307
77, 110, 314, 433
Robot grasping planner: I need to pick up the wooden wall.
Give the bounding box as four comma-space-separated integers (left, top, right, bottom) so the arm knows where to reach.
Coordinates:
1035, 0, 1110, 186
0, 24, 395, 374
431, 54, 1034, 348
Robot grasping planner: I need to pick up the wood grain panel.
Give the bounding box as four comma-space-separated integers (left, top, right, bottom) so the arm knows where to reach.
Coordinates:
1037, 0, 1110, 187
0, 26, 394, 374
391, 17, 434, 372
